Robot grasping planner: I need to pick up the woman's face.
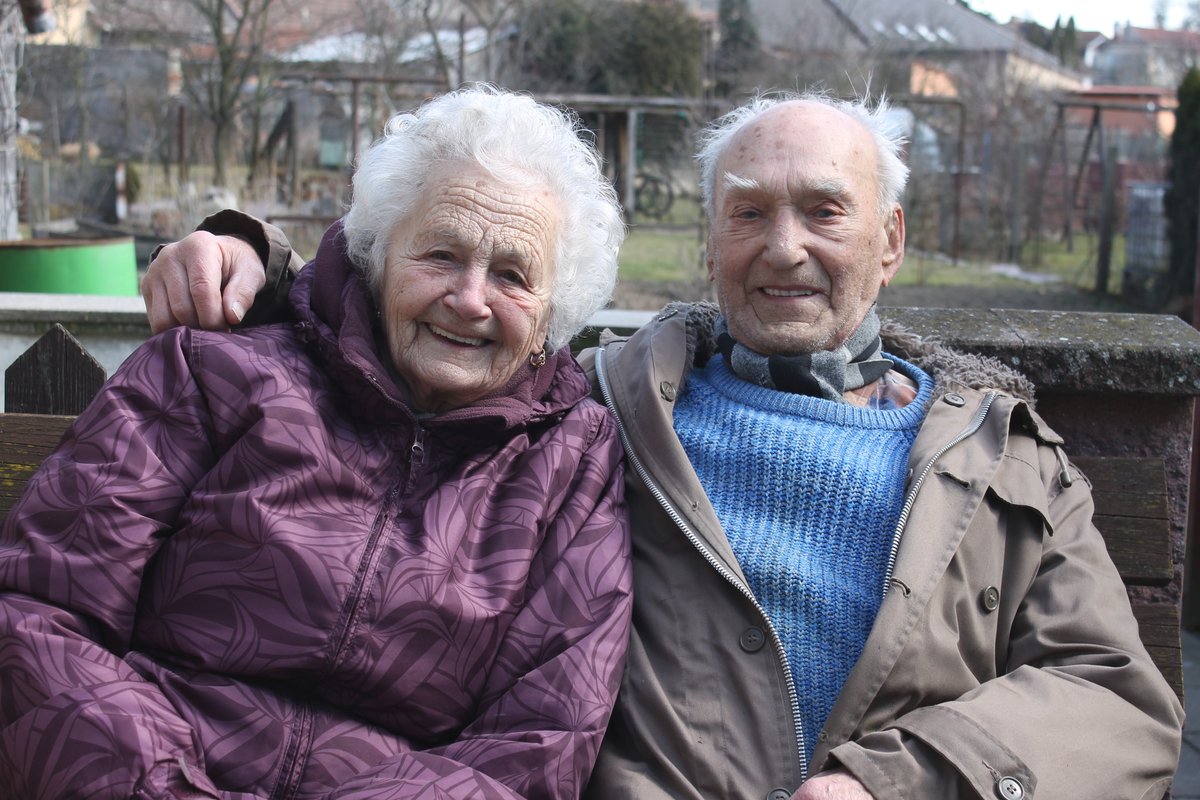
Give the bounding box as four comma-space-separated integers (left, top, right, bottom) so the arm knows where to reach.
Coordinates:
379, 161, 559, 412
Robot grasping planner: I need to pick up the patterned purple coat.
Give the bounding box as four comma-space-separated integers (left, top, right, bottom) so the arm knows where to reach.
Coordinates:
0, 225, 632, 799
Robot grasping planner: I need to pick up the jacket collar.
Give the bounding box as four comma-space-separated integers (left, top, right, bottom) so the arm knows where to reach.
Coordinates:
288, 220, 590, 437
638, 300, 1039, 406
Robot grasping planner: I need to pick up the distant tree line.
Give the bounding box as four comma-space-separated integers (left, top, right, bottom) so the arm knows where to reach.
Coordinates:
512, 0, 705, 96
1017, 16, 1080, 69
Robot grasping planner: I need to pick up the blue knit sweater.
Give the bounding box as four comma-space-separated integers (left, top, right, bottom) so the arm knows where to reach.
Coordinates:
674, 354, 932, 760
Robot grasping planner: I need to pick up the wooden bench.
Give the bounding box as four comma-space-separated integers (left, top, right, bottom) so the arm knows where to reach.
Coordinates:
0, 323, 1185, 706
1073, 454, 1182, 697
2, 323, 106, 523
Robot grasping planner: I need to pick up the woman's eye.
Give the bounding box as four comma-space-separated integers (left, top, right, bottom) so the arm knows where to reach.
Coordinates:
497, 269, 525, 286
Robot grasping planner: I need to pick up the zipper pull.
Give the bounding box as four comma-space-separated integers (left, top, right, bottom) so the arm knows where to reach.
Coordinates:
411, 428, 426, 467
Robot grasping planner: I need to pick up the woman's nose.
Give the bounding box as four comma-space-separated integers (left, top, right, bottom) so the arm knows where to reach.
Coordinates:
444, 269, 491, 319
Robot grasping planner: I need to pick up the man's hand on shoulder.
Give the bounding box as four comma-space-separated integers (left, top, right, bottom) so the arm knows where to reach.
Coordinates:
142, 231, 267, 333
792, 770, 875, 799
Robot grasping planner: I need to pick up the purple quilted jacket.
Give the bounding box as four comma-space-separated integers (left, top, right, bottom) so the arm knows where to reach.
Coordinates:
0, 224, 632, 799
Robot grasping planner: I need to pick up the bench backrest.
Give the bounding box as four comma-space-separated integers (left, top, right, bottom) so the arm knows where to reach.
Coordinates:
1, 413, 74, 520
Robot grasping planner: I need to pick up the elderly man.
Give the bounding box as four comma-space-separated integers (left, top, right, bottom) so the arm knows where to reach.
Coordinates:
143, 91, 1183, 800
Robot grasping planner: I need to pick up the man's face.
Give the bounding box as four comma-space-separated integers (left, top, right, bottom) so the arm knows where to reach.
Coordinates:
706, 101, 905, 355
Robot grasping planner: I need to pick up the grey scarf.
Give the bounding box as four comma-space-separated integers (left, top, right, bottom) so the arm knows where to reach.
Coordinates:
714, 307, 892, 402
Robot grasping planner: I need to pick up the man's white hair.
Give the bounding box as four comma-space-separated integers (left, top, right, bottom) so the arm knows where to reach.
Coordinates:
695, 90, 911, 219
343, 84, 625, 352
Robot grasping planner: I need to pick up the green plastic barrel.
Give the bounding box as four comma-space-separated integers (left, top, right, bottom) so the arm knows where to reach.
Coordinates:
0, 237, 139, 296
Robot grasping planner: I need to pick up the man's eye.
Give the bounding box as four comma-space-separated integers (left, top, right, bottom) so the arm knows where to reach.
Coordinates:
497, 269, 525, 286
733, 208, 762, 220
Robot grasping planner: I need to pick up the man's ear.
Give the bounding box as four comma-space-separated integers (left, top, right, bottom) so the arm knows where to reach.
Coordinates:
880, 206, 905, 287
705, 232, 717, 283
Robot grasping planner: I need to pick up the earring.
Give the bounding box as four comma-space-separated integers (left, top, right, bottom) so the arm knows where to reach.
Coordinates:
529, 350, 547, 368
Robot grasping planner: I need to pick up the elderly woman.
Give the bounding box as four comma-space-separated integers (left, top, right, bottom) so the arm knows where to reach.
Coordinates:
0, 87, 631, 799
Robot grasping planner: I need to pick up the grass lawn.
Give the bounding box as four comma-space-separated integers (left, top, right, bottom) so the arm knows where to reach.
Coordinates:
619, 225, 706, 283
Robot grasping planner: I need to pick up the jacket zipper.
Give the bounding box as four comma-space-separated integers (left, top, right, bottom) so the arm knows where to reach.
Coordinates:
329, 423, 423, 669
329, 483, 399, 667
881, 391, 999, 599
595, 347, 809, 780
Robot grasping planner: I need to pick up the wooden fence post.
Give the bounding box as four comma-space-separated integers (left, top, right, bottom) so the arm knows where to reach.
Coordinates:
4, 323, 106, 414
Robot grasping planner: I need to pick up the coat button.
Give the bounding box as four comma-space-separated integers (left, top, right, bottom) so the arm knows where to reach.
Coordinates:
944, 393, 966, 407
767, 790, 791, 800
996, 776, 1025, 799
739, 626, 766, 652
980, 586, 1000, 612
659, 381, 677, 401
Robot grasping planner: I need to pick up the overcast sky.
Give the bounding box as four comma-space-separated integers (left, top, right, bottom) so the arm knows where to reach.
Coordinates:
968, 0, 1190, 34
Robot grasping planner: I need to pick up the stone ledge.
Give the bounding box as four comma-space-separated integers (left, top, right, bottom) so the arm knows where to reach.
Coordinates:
3, 296, 1199, 398
881, 307, 1200, 396
0, 292, 149, 334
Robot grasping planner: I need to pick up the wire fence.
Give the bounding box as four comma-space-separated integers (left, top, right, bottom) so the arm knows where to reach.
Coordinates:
615, 96, 1174, 309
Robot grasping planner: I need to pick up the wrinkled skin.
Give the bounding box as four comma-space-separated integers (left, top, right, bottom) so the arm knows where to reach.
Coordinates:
706, 100, 905, 356
378, 160, 558, 411
792, 769, 875, 799
142, 231, 263, 333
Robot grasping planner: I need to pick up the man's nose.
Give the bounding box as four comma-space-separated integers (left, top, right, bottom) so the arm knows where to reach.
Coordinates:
765, 209, 809, 267
444, 268, 491, 319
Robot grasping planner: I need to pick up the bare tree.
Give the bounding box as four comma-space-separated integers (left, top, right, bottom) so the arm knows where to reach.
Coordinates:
357, 0, 433, 114
459, 0, 521, 82
189, 0, 280, 187
1187, 0, 1200, 30
1154, 0, 1169, 29
98, 0, 295, 188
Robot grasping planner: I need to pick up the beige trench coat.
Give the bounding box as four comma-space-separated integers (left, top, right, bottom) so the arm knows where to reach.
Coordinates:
578, 302, 1182, 800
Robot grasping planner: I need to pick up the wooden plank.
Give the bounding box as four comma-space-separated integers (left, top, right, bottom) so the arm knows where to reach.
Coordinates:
1095, 515, 1174, 585
0, 413, 74, 519
4, 324, 106, 415
1132, 602, 1184, 702
1074, 456, 1169, 519
1073, 456, 1172, 586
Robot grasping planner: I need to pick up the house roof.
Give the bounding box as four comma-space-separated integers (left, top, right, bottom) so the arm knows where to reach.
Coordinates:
692, 0, 1073, 72
279, 25, 495, 65
1118, 25, 1200, 47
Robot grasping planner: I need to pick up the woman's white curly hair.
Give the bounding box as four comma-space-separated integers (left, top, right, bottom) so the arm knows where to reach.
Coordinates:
343, 84, 625, 352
